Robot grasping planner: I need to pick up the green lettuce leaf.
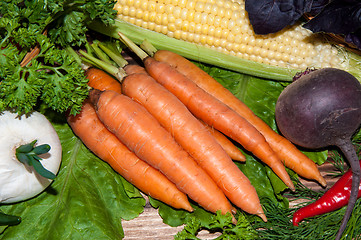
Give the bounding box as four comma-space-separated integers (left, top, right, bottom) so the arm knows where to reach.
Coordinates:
150, 198, 258, 240
0, 117, 145, 239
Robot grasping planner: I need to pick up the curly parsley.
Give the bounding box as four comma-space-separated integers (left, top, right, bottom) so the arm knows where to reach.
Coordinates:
0, 0, 117, 115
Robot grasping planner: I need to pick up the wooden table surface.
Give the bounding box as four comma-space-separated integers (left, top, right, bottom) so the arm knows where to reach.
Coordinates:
121, 161, 342, 240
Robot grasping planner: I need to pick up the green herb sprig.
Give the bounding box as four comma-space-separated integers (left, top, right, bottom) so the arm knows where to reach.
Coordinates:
0, 0, 117, 115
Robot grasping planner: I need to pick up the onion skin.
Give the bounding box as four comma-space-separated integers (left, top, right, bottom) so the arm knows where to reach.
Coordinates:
0, 111, 62, 204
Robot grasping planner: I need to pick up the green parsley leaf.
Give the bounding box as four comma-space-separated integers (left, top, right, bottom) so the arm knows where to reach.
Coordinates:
0, 0, 117, 114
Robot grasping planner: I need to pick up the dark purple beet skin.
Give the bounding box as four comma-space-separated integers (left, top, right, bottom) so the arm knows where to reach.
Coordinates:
275, 68, 361, 240
275, 68, 361, 149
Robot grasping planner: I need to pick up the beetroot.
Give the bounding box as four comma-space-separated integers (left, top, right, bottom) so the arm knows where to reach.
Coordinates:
275, 68, 361, 240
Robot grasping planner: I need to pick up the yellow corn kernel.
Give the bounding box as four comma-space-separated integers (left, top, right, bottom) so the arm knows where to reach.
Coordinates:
186, 0, 196, 10
114, 0, 345, 70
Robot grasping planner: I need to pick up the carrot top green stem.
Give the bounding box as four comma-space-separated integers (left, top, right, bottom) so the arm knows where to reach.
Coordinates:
91, 41, 113, 65
118, 32, 148, 60
140, 39, 157, 57
79, 50, 126, 81
97, 42, 128, 68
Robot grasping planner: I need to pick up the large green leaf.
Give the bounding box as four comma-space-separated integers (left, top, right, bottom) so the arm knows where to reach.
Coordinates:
0, 119, 145, 239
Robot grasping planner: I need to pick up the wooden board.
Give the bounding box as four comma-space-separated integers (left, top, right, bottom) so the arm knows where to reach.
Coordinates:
121, 161, 342, 239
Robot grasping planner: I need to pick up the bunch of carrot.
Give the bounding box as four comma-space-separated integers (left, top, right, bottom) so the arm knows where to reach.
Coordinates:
67, 35, 326, 223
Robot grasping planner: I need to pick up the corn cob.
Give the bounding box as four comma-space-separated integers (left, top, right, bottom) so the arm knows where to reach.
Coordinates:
90, 0, 361, 81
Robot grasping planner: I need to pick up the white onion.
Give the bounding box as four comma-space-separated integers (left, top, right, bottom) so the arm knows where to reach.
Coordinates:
0, 111, 62, 204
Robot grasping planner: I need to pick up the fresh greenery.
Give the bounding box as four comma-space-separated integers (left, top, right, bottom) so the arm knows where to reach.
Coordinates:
254, 131, 361, 240
0, 0, 117, 115
254, 185, 361, 240
174, 210, 258, 240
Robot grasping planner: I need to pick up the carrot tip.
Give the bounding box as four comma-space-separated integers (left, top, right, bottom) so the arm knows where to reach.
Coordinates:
282, 177, 295, 192
185, 205, 194, 212
233, 157, 246, 162
318, 176, 327, 188
232, 216, 238, 225
231, 207, 237, 214
258, 213, 268, 222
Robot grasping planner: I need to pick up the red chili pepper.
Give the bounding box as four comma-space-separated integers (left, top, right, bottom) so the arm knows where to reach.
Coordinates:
293, 160, 361, 226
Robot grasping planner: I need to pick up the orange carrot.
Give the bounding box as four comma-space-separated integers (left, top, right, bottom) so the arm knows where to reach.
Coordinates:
200, 120, 246, 162
124, 65, 245, 161
139, 55, 295, 191
117, 33, 296, 191
153, 50, 326, 187
67, 100, 193, 211
89, 89, 235, 220
124, 64, 148, 75
121, 70, 266, 221
118, 32, 294, 191
86, 68, 122, 94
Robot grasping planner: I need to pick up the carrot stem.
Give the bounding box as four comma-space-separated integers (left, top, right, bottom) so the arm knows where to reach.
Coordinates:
91, 41, 113, 65
79, 50, 126, 81
118, 32, 148, 61
140, 39, 157, 57
97, 42, 128, 68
